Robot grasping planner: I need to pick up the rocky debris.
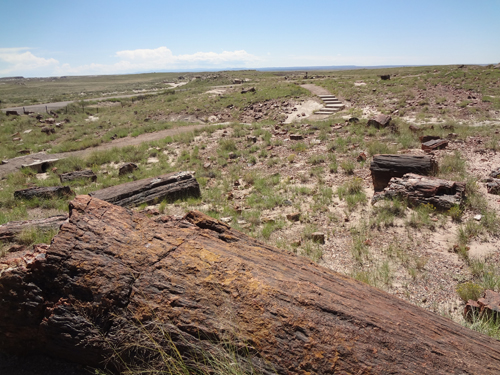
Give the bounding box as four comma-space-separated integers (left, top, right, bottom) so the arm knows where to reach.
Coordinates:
41, 127, 55, 135
0, 215, 68, 242
59, 170, 97, 183
419, 135, 441, 143
21, 159, 60, 173
311, 232, 325, 244
286, 212, 300, 222
367, 114, 391, 128
372, 173, 465, 210
89, 171, 200, 207
421, 139, 448, 151
464, 290, 500, 321
380, 74, 391, 80
118, 162, 138, 176
240, 87, 256, 94
6, 110, 19, 116
246, 135, 257, 143
1, 196, 499, 374
45, 118, 55, 125
228, 152, 237, 159
486, 179, 500, 194
289, 134, 304, 140
14, 186, 74, 200
348, 117, 359, 123
489, 167, 500, 179
233, 79, 242, 84
370, 154, 438, 191
357, 152, 367, 162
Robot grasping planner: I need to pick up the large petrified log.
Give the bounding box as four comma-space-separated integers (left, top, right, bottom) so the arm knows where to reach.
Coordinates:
372, 173, 465, 210
0, 215, 68, 241
14, 185, 74, 200
59, 169, 97, 183
370, 154, 438, 191
89, 171, 200, 207
1, 195, 499, 374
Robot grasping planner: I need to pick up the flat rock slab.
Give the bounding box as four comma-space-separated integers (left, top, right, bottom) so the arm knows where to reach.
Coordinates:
89, 171, 200, 207
372, 173, 465, 210
421, 139, 448, 151
0, 195, 499, 374
21, 159, 60, 173
465, 290, 500, 321
368, 114, 391, 128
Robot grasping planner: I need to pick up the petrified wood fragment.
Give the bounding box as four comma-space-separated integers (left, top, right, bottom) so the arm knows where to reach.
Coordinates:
0, 215, 68, 241
14, 186, 74, 200
465, 290, 500, 322
367, 114, 391, 128
89, 171, 200, 207
59, 169, 97, 183
370, 154, 438, 191
421, 138, 448, 151
1, 196, 499, 374
372, 173, 465, 210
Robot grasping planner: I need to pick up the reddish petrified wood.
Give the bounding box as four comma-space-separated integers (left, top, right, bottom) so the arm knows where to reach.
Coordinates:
367, 114, 391, 128
465, 290, 500, 321
1, 196, 500, 374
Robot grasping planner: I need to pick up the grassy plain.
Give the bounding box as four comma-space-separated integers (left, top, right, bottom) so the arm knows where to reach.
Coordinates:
2, 64, 500, 371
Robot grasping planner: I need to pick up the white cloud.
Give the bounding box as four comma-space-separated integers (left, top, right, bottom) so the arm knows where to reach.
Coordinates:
0, 48, 59, 75
0, 46, 261, 77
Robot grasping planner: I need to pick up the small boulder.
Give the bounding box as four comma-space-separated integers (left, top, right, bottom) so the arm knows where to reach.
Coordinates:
286, 213, 300, 222
118, 163, 138, 176
311, 232, 325, 244
367, 114, 391, 128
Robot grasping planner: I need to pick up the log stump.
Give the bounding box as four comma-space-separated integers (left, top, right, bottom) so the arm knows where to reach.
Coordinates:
370, 154, 438, 191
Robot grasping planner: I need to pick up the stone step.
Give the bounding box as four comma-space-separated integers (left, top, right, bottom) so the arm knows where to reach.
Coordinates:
318, 95, 338, 99
325, 104, 345, 108
323, 100, 342, 104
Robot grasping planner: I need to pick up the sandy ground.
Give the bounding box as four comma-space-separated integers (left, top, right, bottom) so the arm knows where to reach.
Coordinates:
284, 100, 323, 123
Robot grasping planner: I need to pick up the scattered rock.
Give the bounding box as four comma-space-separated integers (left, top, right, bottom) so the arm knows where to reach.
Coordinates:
21, 159, 60, 173
290, 134, 304, 140
118, 163, 138, 176
380, 75, 391, 80
241, 87, 256, 94
464, 290, 500, 322
474, 214, 482, 221
367, 114, 391, 128
357, 152, 367, 162
228, 152, 237, 159
286, 212, 300, 222
348, 117, 359, 123
419, 135, 441, 143
247, 135, 258, 143
422, 139, 448, 151
311, 232, 325, 244
220, 217, 233, 223
41, 127, 55, 135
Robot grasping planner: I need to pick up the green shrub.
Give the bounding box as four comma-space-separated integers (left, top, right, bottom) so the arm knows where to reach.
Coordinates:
456, 282, 484, 302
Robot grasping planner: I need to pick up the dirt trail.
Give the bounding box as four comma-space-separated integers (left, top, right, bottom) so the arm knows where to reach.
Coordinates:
0, 123, 218, 178
300, 83, 332, 96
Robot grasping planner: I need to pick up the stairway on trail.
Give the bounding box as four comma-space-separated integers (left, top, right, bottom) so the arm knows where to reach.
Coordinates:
314, 95, 345, 115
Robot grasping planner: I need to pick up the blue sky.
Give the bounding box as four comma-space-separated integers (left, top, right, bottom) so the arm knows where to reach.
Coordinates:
1, 0, 499, 77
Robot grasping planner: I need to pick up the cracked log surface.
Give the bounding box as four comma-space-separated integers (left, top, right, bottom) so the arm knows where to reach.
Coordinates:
1, 195, 500, 374
89, 171, 200, 207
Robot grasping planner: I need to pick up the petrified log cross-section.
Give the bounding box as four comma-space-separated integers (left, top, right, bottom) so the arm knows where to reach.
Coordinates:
89, 171, 200, 207
370, 154, 438, 191
1, 196, 499, 374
